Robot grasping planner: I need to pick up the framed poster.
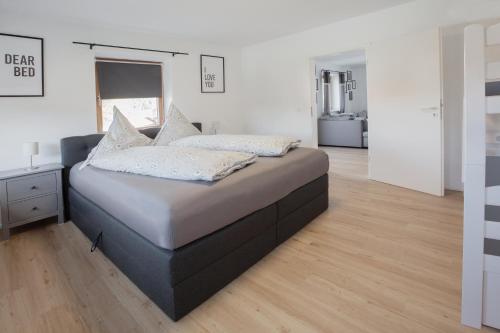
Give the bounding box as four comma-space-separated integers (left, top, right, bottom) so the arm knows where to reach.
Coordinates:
346, 70, 352, 82
200, 54, 225, 93
0, 33, 44, 97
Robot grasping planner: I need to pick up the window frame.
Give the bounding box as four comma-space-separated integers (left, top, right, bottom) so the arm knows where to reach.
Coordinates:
95, 57, 164, 133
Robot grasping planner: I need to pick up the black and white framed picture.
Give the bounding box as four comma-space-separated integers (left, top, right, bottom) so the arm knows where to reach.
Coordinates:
0, 33, 44, 97
346, 70, 352, 82
200, 54, 225, 93
346, 82, 352, 91
352, 80, 357, 89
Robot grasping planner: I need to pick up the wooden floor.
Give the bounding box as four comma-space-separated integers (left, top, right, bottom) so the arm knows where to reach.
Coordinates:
0, 147, 498, 332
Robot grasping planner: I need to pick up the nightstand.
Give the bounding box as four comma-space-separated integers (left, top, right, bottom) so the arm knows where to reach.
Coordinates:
0, 163, 64, 240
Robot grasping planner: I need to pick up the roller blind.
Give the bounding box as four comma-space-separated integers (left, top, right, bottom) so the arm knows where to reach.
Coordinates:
96, 61, 162, 99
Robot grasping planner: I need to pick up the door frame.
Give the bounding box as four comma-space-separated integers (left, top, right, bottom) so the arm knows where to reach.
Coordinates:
309, 59, 319, 148
439, 27, 445, 196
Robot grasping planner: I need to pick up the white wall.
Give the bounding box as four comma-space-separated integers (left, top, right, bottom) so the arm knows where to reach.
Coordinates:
241, 0, 500, 191
345, 65, 367, 115
0, 13, 243, 171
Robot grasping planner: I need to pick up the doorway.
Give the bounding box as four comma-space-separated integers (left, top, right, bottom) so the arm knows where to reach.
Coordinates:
313, 50, 369, 179
313, 50, 368, 150
310, 29, 444, 196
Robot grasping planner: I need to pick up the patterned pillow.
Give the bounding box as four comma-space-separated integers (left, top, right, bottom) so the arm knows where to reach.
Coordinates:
153, 103, 201, 146
79, 106, 152, 169
91, 146, 257, 181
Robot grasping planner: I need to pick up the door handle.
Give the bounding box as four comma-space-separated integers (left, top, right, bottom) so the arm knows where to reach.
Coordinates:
421, 107, 440, 117
421, 107, 440, 112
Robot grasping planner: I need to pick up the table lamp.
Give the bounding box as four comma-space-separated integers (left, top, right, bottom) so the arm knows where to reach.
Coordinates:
23, 142, 39, 170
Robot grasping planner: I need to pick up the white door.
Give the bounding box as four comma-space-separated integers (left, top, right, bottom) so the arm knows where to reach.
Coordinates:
367, 28, 443, 196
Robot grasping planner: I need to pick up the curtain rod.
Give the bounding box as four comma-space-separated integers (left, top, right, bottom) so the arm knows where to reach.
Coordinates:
72, 41, 189, 56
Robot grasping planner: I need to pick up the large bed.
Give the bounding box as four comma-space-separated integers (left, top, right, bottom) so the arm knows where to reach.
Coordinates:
60, 127, 329, 321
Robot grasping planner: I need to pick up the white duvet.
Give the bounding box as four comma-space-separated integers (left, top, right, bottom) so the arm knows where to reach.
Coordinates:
89, 146, 256, 181
168, 134, 301, 156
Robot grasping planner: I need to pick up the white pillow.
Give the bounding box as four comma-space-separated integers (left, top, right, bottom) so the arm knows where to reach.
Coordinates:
91, 146, 257, 181
170, 134, 301, 157
153, 103, 201, 146
79, 106, 152, 169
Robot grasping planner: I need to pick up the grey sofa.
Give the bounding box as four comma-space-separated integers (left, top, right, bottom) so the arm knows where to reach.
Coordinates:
318, 118, 366, 148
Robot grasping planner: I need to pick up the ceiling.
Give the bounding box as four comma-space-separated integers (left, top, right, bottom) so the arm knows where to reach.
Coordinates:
0, 0, 412, 45
315, 50, 367, 67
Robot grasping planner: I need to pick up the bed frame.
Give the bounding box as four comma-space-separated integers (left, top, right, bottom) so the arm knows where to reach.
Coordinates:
60, 127, 329, 321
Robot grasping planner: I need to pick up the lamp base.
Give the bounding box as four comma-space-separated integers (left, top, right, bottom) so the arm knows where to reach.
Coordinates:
26, 155, 39, 171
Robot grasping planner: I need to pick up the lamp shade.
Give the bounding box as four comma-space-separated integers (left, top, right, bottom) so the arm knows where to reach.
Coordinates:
23, 142, 39, 156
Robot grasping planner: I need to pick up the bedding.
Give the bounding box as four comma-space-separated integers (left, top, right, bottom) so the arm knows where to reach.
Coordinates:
168, 134, 301, 156
80, 107, 151, 169
89, 146, 256, 181
153, 104, 201, 146
70, 147, 329, 250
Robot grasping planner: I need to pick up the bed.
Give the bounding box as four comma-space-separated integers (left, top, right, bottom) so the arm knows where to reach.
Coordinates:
60, 127, 329, 321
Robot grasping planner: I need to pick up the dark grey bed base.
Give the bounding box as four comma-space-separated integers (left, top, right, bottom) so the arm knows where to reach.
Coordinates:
60, 127, 329, 321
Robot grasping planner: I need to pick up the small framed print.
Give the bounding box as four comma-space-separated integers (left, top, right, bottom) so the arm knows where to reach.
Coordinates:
349, 91, 353, 101
200, 54, 225, 93
346, 70, 352, 82
352, 80, 357, 89
346, 82, 352, 91
0, 33, 44, 97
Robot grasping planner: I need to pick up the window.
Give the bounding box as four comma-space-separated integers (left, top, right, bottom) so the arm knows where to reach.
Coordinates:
101, 98, 160, 131
95, 59, 164, 132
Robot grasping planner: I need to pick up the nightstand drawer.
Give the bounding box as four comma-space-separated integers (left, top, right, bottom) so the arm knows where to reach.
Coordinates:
8, 194, 58, 224
7, 173, 57, 202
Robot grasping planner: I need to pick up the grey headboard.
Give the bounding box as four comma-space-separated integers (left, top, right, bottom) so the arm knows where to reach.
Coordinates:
60, 123, 201, 220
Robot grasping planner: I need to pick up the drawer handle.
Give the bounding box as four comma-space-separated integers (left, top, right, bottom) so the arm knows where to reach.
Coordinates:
31, 186, 38, 190
32, 206, 39, 211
